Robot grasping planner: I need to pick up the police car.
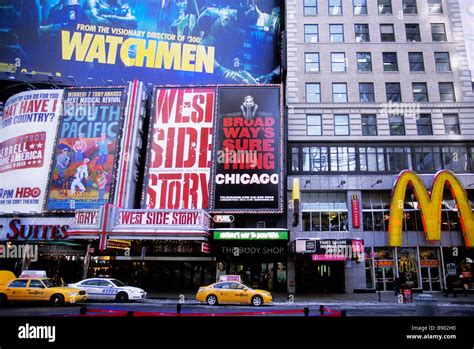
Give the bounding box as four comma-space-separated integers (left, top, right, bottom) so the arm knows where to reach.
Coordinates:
68, 278, 146, 302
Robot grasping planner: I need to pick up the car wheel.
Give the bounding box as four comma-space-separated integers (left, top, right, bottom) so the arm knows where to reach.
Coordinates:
116, 292, 129, 303
251, 295, 263, 307
50, 294, 64, 307
0, 294, 7, 306
206, 294, 218, 306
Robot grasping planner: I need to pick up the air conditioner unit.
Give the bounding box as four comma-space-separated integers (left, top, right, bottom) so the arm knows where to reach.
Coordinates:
257, 221, 266, 228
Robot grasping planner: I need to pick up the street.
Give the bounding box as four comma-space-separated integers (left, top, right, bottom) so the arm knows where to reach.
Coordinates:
1, 295, 474, 317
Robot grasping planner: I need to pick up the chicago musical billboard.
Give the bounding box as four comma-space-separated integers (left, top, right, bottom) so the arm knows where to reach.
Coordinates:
0, 1, 281, 86
0, 89, 63, 213
209, 85, 283, 213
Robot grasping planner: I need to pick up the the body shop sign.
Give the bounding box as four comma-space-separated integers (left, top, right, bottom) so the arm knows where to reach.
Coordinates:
213, 231, 288, 240
210, 86, 283, 214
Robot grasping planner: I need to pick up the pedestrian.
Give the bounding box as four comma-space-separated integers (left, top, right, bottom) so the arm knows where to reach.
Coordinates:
444, 274, 457, 298
394, 276, 401, 295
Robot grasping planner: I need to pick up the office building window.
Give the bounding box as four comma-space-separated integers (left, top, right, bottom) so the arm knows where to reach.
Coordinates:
355, 24, 370, 42
302, 146, 329, 172
331, 52, 346, 72
330, 146, 356, 171
412, 82, 428, 102
334, 114, 350, 135
353, 0, 368, 14
408, 52, 424, 71
443, 114, 460, 135
403, 0, 418, 13
305, 53, 320, 72
290, 147, 300, 172
329, 0, 343, 14
380, 24, 395, 42
306, 83, 321, 103
414, 146, 442, 172
416, 114, 433, 135
357, 52, 372, 71
428, 0, 443, 13
378, 0, 392, 14
387, 146, 412, 169
434, 52, 451, 71
332, 83, 348, 102
360, 146, 385, 171
305, 24, 319, 42
386, 83, 401, 101
304, 0, 318, 15
405, 24, 421, 42
389, 114, 406, 135
302, 193, 348, 232
361, 114, 378, 136
442, 145, 468, 172
431, 23, 447, 41
382, 52, 398, 71
362, 192, 391, 231
439, 82, 455, 102
330, 24, 344, 42
307, 114, 322, 136
359, 83, 375, 102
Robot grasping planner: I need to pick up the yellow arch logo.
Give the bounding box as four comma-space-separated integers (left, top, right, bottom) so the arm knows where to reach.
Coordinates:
388, 170, 474, 247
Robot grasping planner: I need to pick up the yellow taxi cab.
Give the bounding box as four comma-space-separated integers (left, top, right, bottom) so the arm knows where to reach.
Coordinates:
196, 276, 272, 307
0, 270, 87, 306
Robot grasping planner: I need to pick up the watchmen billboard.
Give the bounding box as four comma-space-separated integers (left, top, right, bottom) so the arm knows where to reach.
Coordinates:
0, 0, 281, 86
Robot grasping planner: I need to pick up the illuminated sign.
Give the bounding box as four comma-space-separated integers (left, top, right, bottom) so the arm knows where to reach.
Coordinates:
352, 194, 361, 229
213, 231, 288, 240
388, 170, 474, 247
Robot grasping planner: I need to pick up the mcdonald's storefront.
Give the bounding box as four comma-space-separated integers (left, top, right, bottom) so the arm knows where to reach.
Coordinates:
288, 169, 474, 294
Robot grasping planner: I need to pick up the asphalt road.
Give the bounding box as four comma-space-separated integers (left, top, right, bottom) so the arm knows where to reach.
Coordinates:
1, 299, 474, 317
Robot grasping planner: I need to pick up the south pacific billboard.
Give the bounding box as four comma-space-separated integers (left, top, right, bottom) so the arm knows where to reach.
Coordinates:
45, 87, 127, 211
209, 85, 283, 213
0, 89, 63, 213
0, 1, 281, 86
143, 87, 215, 210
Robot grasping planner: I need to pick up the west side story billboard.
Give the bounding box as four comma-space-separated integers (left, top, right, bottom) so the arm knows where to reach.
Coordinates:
0, 0, 281, 86
0, 90, 63, 213
143, 87, 215, 210
210, 85, 283, 213
45, 87, 127, 211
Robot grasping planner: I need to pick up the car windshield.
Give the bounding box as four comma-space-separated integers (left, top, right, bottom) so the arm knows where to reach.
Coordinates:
42, 279, 61, 288
109, 279, 126, 287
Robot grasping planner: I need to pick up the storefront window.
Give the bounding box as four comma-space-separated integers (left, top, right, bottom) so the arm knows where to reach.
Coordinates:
361, 192, 391, 231
419, 248, 441, 291
397, 247, 419, 289
302, 192, 348, 231
374, 247, 395, 291
365, 247, 374, 289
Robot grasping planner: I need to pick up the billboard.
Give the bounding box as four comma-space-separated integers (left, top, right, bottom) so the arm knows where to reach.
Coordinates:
0, 1, 281, 86
45, 87, 127, 211
388, 170, 474, 247
0, 89, 63, 213
144, 87, 215, 210
209, 85, 283, 213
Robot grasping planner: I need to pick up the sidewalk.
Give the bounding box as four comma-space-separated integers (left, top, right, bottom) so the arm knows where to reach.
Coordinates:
147, 291, 474, 305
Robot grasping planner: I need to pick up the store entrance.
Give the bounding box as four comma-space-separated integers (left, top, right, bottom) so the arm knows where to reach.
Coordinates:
219, 261, 287, 292
297, 261, 345, 293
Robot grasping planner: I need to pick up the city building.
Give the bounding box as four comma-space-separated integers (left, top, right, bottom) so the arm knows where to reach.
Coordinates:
285, 0, 474, 293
